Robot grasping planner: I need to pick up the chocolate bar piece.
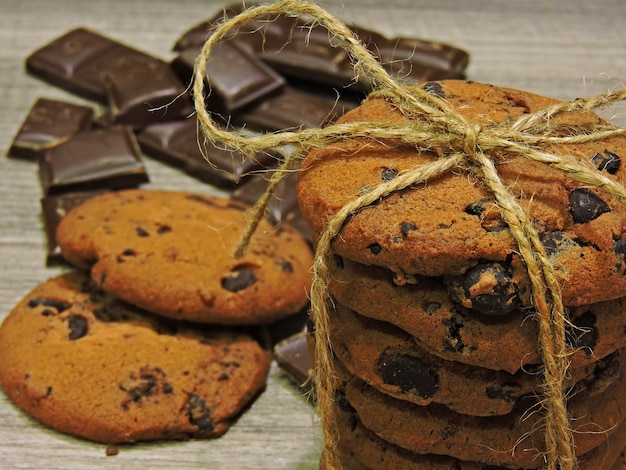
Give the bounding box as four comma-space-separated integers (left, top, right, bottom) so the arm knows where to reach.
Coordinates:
39, 126, 149, 195
26, 28, 186, 108
40, 190, 110, 265
273, 331, 314, 394
231, 170, 311, 243
171, 42, 285, 116
7, 98, 94, 160
233, 83, 359, 131
137, 118, 280, 188
104, 56, 190, 128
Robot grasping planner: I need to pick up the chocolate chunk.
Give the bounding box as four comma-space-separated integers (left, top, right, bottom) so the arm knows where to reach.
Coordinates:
614, 238, 626, 274
541, 231, 567, 255
381, 167, 399, 182
221, 266, 257, 292
67, 314, 88, 340
188, 393, 214, 431
7, 98, 94, 160
104, 55, 189, 127
569, 188, 611, 223
422, 81, 446, 98
368, 243, 382, 255
137, 118, 280, 188
41, 190, 109, 265
377, 353, 438, 398
171, 42, 285, 116
233, 83, 358, 131
38, 127, 149, 195
591, 150, 621, 174
485, 382, 522, 403
26, 28, 174, 103
464, 198, 491, 216
565, 311, 598, 355
273, 332, 314, 392
27, 298, 71, 313
400, 222, 417, 237
422, 300, 442, 314
442, 316, 465, 352
458, 262, 520, 316
135, 227, 149, 237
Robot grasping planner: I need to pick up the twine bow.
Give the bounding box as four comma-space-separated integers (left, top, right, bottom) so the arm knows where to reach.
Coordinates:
192, 1, 626, 468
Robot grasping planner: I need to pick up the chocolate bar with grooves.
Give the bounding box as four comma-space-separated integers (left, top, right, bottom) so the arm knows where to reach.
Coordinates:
7, 98, 94, 160
38, 126, 149, 195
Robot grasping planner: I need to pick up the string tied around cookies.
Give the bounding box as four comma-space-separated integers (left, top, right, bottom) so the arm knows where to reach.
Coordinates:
192, 1, 626, 469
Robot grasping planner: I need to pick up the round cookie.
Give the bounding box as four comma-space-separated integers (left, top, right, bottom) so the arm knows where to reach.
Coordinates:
331, 381, 626, 470
297, 79, 626, 309
0, 272, 271, 443
341, 356, 626, 469
56, 189, 313, 324
328, 303, 618, 416
328, 255, 626, 374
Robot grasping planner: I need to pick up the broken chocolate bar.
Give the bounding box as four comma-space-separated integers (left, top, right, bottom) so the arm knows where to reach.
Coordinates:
26, 27, 188, 120
171, 42, 285, 116
7, 98, 94, 160
137, 118, 280, 188
273, 331, 315, 394
38, 126, 149, 195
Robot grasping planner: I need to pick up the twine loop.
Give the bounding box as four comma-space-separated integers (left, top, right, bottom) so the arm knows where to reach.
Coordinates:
191, 1, 626, 469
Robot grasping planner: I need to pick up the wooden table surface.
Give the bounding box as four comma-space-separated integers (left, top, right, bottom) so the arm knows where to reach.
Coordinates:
1, 0, 625, 468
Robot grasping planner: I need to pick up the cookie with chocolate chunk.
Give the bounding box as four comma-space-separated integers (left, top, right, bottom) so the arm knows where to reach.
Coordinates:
0, 272, 271, 443
56, 189, 313, 324
330, 369, 626, 470
341, 353, 626, 469
328, 256, 626, 374
297, 79, 626, 309
329, 303, 618, 416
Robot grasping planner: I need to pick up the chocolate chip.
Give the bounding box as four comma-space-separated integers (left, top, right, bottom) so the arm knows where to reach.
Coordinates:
277, 258, 293, 272
377, 353, 438, 398
162, 383, 174, 394
368, 243, 382, 255
569, 188, 610, 224
461, 263, 520, 315
591, 150, 621, 174
442, 316, 465, 352
614, 238, 626, 274
381, 167, 398, 182
27, 298, 71, 313
541, 232, 566, 256
422, 300, 442, 314
135, 226, 149, 237
464, 198, 490, 216
400, 222, 417, 237
188, 393, 214, 431
67, 314, 88, 340
221, 266, 257, 292
121, 248, 136, 256
120, 373, 157, 402
593, 351, 621, 383
485, 382, 522, 403
157, 225, 171, 234
565, 311, 598, 355
422, 81, 445, 98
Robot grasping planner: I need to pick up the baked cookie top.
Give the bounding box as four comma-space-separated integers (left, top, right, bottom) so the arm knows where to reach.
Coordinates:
57, 189, 313, 324
0, 272, 271, 444
297, 79, 626, 308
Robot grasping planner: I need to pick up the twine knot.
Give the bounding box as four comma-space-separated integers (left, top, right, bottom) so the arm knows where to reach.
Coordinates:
191, 1, 626, 469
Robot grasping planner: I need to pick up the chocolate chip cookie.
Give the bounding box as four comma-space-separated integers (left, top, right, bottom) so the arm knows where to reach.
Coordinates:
57, 189, 313, 324
329, 303, 619, 416
327, 255, 626, 374
0, 272, 271, 443
342, 355, 626, 468
297, 79, 626, 310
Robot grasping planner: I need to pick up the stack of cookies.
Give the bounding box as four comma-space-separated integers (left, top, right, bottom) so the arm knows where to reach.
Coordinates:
297, 80, 626, 469
0, 189, 313, 444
